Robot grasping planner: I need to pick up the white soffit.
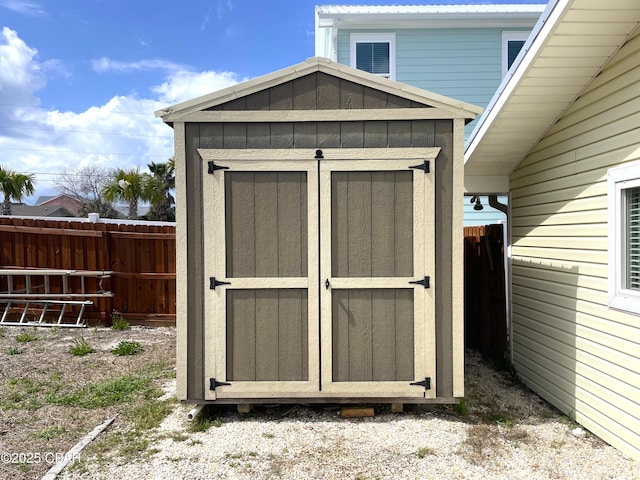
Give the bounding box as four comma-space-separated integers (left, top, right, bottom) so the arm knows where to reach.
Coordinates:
464, 0, 640, 177
315, 4, 546, 28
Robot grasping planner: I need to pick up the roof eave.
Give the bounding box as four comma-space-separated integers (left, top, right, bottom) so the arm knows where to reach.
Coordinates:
465, 0, 640, 180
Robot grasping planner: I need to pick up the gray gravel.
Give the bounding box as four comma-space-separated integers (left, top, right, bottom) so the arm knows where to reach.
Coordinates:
59, 352, 640, 480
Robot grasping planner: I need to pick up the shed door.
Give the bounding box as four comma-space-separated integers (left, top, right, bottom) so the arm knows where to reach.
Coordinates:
201, 149, 437, 401
203, 159, 320, 400
320, 159, 436, 398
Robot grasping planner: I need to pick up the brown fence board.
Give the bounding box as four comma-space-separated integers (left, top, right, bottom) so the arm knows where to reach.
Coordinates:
0, 217, 176, 325
463, 224, 507, 359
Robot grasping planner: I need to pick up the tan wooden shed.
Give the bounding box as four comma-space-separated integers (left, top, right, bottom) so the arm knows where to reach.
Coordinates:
156, 57, 481, 405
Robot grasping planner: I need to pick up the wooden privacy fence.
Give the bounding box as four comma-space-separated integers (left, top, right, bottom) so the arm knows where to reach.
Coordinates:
0, 217, 176, 326
0, 217, 505, 337
464, 224, 507, 359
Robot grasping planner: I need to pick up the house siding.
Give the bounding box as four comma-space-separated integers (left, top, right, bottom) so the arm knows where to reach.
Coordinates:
337, 27, 531, 138
509, 30, 640, 461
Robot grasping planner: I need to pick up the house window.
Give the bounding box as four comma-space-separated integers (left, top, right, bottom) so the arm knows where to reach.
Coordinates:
350, 33, 396, 80
502, 31, 529, 76
608, 162, 640, 315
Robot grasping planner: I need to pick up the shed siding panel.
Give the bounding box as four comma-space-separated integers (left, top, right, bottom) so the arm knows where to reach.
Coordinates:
293, 75, 318, 110
247, 124, 271, 149
209, 73, 434, 112
185, 123, 205, 400
317, 122, 342, 148
270, 82, 294, 109
316, 73, 342, 109
199, 121, 444, 149
245, 89, 270, 110
331, 171, 413, 278
270, 123, 295, 148
510, 33, 640, 461
434, 119, 454, 397
331, 288, 414, 382
341, 80, 365, 109
294, 123, 317, 149
227, 289, 308, 382
388, 121, 412, 147
225, 172, 307, 278
364, 121, 388, 148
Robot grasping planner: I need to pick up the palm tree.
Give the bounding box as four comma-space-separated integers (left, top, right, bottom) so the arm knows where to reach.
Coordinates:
102, 168, 149, 219
145, 159, 175, 221
0, 166, 36, 215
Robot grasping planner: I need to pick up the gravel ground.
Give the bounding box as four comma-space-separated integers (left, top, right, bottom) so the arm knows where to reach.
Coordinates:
59, 351, 640, 480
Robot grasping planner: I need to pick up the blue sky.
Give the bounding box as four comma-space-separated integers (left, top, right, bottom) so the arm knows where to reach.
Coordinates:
0, 0, 546, 202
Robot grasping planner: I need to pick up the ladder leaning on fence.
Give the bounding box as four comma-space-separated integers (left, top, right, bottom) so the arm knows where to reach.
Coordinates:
0, 269, 114, 328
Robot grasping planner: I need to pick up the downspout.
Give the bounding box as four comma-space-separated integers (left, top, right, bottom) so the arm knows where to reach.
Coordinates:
489, 195, 511, 367
488, 195, 507, 215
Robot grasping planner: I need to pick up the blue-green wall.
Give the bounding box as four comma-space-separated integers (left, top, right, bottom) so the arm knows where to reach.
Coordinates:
338, 27, 530, 139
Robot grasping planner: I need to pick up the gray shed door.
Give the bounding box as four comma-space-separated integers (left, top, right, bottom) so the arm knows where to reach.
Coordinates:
201, 149, 437, 400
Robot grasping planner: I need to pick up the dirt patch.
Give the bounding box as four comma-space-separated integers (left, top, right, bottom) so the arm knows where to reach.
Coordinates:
0, 325, 175, 480
1, 326, 637, 480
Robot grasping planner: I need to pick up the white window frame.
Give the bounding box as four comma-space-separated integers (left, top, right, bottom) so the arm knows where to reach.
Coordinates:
502, 31, 529, 76
608, 161, 640, 315
350, 33, 396, 80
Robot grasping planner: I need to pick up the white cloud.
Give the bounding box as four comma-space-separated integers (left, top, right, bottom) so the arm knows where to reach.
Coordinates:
0, 27, 45, 113
0, 0, 46, 16
153, 69, 243, 105
0, 28, 245, 202
92, 56, 186, 74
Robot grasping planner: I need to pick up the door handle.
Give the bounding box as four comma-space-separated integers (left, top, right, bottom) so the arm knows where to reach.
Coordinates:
325, 279, 330, 289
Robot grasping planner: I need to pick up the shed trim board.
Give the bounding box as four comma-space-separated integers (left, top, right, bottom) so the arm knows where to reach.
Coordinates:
165, 108, 474, 124
173, 121, 188, 401
200, 148, 439, 400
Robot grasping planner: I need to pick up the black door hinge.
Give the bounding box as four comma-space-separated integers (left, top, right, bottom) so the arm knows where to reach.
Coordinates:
209, 378, 231, 391
208, 161, 229, 174
409, 160, 430, 173
210, 277, 231, 290
410, 377, 431, 390
409, 276, 430, 288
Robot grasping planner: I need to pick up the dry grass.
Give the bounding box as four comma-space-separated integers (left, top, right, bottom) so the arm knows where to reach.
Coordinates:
1, 326, 623, 479
0, 325, 176, 480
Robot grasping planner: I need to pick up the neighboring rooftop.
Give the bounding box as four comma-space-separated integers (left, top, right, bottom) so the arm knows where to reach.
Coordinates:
7, 203, 75, 217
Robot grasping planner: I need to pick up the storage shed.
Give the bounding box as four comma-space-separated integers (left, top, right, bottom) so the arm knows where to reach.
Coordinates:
156, 57, 481, 405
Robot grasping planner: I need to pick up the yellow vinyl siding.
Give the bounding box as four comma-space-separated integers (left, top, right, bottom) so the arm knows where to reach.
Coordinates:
510, 29, 640, 461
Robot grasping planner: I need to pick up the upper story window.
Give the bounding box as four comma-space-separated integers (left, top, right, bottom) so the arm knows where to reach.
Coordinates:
350, 33, 396, 80
502, 31, 529, 76
608, 162, 640, 315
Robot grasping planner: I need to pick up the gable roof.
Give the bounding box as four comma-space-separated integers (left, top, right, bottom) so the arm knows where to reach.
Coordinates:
155, 56, 482, 124
464, 0, 640, 179
7, 204, 75, 217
